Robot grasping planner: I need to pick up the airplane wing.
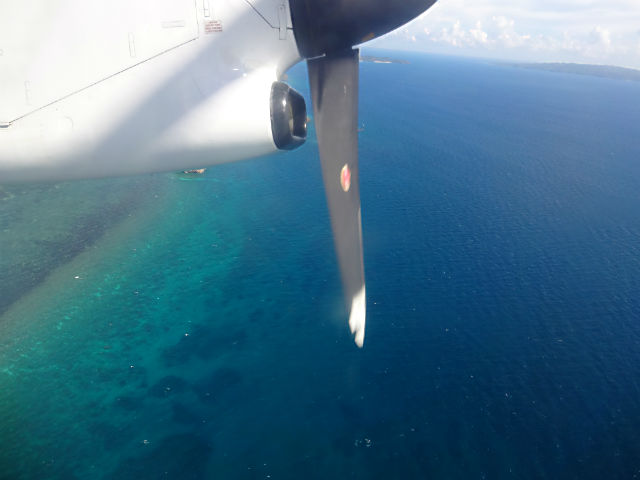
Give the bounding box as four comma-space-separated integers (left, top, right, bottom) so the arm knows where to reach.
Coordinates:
0, 0, 437, 346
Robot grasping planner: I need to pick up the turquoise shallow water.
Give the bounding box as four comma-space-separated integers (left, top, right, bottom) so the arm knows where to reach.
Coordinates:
2, 51, 640, 478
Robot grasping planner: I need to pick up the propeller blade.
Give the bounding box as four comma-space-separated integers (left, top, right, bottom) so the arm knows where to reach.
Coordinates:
307, 49, 366, 347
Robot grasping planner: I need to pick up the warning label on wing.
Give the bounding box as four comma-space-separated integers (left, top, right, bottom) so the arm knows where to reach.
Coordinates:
204, 20, 223, 34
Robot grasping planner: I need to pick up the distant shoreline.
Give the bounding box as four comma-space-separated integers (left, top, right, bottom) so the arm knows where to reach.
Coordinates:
505, 62, 640, 82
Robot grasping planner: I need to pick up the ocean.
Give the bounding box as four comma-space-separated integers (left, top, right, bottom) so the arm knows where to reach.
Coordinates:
1, 50, 640, 479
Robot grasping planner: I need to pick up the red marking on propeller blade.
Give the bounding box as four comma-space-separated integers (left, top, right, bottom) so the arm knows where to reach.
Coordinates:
340, 164, 351, 192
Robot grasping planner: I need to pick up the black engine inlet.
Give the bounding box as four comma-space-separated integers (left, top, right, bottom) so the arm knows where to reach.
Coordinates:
271, 82, 307, 151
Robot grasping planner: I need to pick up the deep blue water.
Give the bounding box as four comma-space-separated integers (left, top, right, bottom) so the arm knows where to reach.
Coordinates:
1, 50, 640, 479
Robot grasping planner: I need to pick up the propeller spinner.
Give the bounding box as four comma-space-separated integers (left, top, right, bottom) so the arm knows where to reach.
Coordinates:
290, 0, 438, 347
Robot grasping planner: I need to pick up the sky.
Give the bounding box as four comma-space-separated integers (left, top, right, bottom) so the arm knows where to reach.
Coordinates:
373, 0, 640, 69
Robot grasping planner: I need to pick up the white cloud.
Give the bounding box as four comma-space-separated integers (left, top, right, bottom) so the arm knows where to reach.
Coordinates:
589, 26, 611, 47
372, 0, 640, 68
492, 16, 531, 48
469, 22, 489, 44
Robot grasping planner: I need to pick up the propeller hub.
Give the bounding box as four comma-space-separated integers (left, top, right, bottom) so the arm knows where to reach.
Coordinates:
289, 0, 438, 58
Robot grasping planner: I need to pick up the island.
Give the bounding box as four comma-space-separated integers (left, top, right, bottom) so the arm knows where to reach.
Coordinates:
506, 62, 640, 83
360, 55, 409, 65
